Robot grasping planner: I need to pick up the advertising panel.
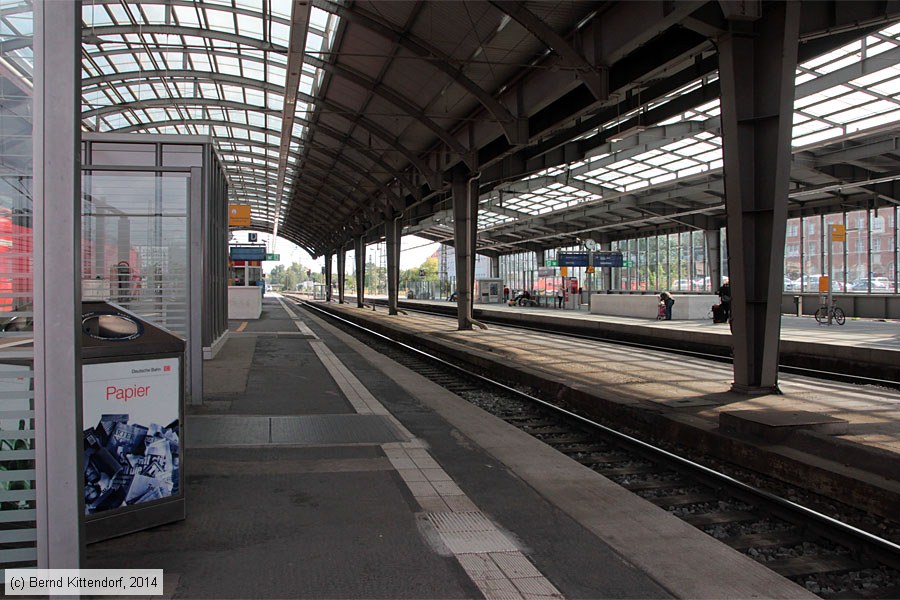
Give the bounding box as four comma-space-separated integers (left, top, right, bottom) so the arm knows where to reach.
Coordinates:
82, 357, 180, 516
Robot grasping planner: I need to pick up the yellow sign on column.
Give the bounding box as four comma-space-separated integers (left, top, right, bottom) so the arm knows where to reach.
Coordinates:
560, 266, 568, 277
818, 276, 830, 293
830, 224, 846, 242
229, 204, 251, 227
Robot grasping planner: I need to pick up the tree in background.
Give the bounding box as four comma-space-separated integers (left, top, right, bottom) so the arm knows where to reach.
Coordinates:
266, 261, 323, 291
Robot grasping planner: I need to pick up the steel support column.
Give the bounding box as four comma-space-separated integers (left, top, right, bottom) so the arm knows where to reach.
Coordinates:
34, 0, 84, 568
337, 246, 346, 304
452, 168, 480, 330
600, 242, 612, 291
489, 255, 500, 278
706, 228, 722, 291
385, 215, 401, 315
324, 253, 333, 301
355, 235, 365, 308
718, 2, 800, 393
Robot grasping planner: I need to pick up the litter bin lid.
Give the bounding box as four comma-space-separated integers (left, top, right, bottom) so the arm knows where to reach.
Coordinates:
82, 301, 185, 359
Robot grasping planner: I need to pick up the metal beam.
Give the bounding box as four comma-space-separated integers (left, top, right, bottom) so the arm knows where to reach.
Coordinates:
718, 2, 800, 393
489, 0, 608, 101
272, 0, 311, 244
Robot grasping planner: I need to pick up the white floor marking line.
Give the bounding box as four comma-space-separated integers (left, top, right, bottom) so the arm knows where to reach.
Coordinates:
276, 296, 319, 337
304, 309, 564, 598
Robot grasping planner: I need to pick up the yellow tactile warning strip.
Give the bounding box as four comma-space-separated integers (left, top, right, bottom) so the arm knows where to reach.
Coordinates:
301, 305, 564, 598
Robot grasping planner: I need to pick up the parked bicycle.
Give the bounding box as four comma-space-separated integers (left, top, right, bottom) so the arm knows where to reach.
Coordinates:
814, 302, 845, 325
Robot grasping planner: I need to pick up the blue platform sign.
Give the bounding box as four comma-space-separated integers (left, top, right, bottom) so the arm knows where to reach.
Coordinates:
592, 251, 624, 268
558, 252, 590, 267
229, 246, 267, 261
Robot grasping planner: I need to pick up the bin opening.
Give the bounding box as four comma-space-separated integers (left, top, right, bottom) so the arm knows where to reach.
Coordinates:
82, 311, 144, 341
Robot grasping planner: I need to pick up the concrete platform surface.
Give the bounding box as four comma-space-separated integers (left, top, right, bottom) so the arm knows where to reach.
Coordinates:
85, 296, 813, 599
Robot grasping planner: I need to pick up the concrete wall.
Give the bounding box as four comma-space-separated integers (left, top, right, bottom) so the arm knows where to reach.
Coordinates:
590, 294, 719, 320
780, 293, 900, 320
228, 286, 262, 319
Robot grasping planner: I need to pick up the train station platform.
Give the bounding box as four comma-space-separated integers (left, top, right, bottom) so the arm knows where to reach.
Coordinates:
85, 296, 812, 599
312, 296, 900, 523
365, 295, 900, 382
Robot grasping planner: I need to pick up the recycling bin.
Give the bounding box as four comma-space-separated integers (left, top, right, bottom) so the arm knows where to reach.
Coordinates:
81, 301, 185, 543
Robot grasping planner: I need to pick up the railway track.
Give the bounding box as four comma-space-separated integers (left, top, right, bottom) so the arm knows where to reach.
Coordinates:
293, 296, 900, 599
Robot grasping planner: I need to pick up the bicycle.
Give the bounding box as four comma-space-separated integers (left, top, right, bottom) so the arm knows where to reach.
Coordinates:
814, 303, 845, 325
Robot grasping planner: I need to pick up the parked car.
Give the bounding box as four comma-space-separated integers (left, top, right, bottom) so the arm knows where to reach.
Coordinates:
850, 277, 891, 292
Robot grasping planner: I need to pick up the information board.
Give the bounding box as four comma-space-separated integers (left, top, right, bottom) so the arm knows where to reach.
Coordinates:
230, 246, 267, 261
558, 252, 590, 267
592, 251, 624, 268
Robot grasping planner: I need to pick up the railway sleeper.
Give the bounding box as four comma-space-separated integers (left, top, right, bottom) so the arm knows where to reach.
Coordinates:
764, 555, 863, 579
645, 492, 720, 508
682, 510, 759, 527
592, 464, 658, 477
619, 477, 690, 492
573, 453, 634, 466
537, 435, 593, 445
555, 443, 612, 453
718, 529, 808, 551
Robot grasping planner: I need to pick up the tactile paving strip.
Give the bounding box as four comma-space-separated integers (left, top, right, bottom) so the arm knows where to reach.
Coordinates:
187, 414, 403, 447
426, 512, 519, 554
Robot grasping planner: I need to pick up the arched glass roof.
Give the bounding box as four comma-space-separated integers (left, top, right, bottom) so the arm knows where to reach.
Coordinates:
81, 0, 339, 234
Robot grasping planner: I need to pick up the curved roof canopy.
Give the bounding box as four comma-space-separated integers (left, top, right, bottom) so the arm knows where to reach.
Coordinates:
72, 1, 900, 255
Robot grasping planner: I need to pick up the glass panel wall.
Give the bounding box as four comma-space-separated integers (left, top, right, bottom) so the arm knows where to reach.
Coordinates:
0, 0, 36, 571
496, 207, 897, 299
82, 173, 190, 336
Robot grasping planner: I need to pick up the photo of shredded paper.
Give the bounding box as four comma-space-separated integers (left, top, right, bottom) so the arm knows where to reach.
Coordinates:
83, 414, 180, 514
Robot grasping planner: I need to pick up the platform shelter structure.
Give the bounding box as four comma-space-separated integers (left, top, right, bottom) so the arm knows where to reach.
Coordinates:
2, 0, 900, 575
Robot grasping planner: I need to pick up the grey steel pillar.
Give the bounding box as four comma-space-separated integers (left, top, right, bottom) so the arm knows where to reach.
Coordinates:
535, 248, 545, 267
324, 253, 333, 301
600, 242, 612, 291
489, 255, 500, 278
718, 2, 800, 393
706, 229, 722, 291
34, 0, 84, 568
385, 215, 401, 315
452, 168, 479, 330
337, 246, 346, 304
355, 235, 365, 308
